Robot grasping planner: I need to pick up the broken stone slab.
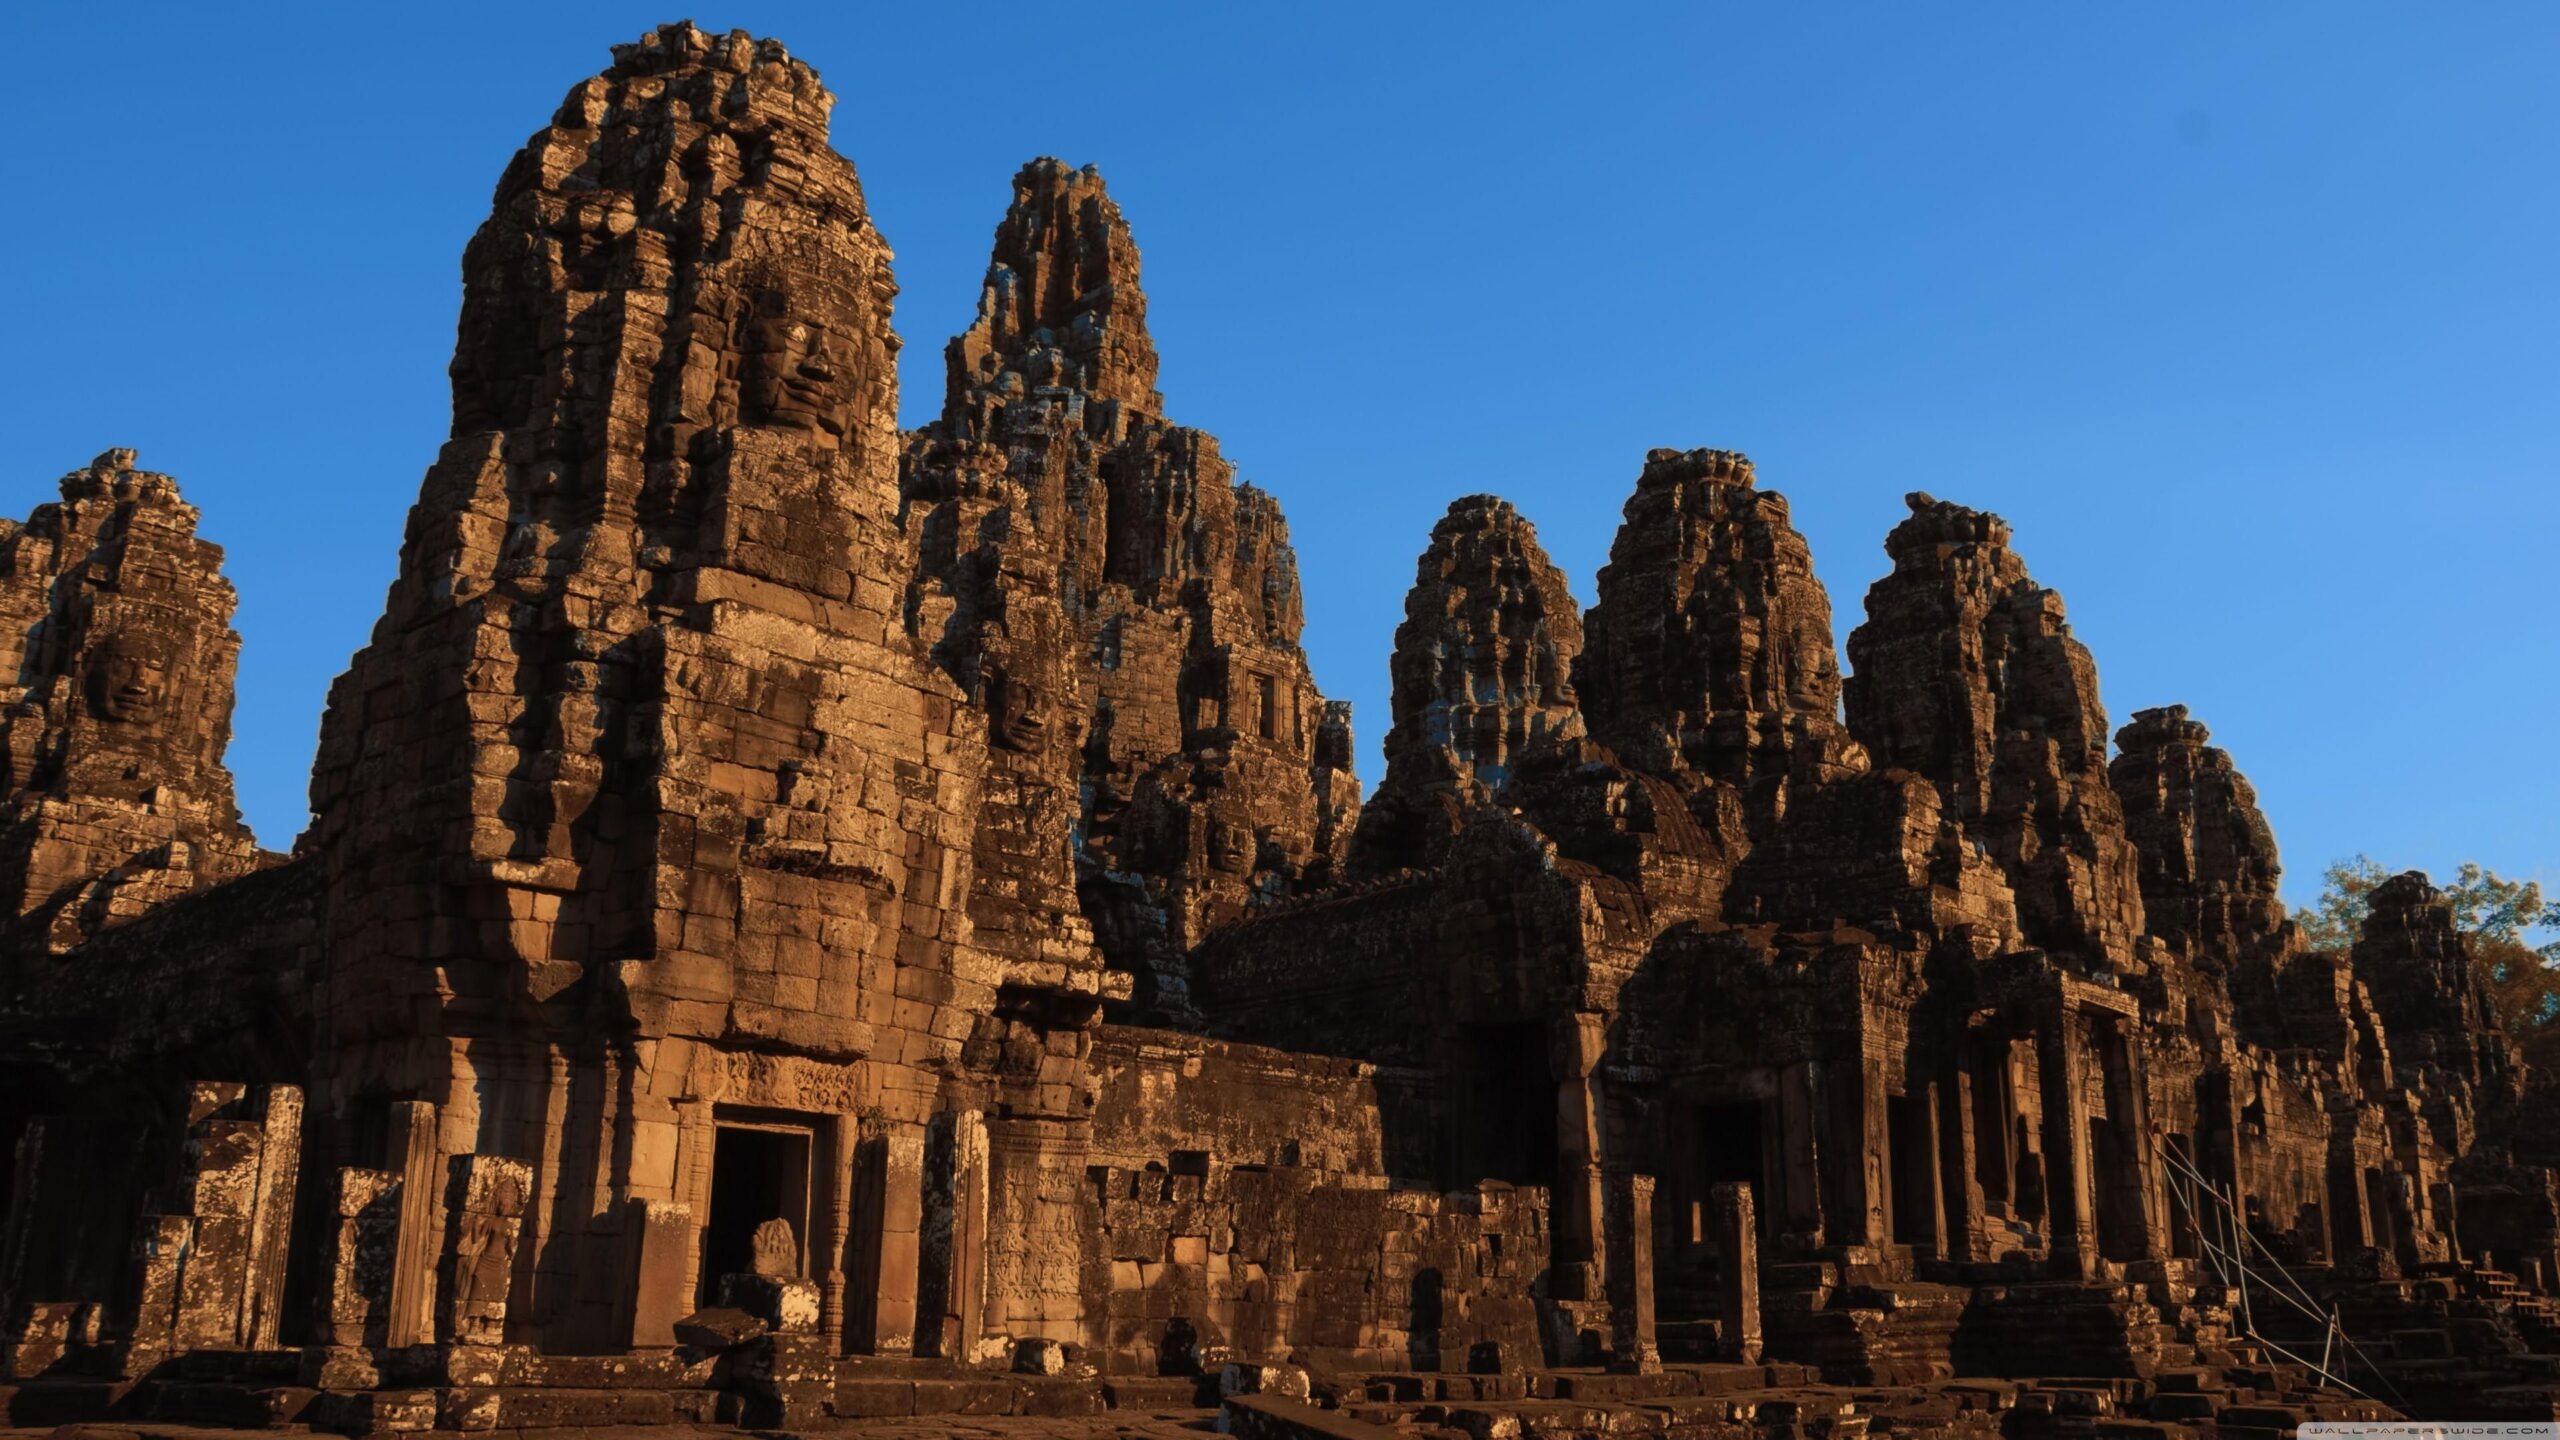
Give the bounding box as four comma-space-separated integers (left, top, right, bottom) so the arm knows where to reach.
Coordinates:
672, 1306, 768, 1351
1012, 1336, 1069, 1374
1222, 1393, 1410, 1439
716, 1272, 818, 1335
1221, 1360, 1314, 1401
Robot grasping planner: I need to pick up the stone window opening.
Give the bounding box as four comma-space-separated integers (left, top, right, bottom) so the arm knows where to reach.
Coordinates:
1253, 673, 1278, 742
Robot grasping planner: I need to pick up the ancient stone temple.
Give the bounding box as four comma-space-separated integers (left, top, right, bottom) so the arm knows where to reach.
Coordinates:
5, 21, 2558, 1439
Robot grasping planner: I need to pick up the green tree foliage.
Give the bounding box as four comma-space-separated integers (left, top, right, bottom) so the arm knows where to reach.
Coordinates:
2294, 855, 2560, 1067
2293, 855, 2389, 952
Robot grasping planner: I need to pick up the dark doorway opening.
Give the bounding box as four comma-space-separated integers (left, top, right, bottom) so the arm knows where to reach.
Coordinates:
701, 1119, 814, 1301
1696, 1102, 1765, 1193
1463, 1024, 1555, 1187
1887, 1093, 1937, 1246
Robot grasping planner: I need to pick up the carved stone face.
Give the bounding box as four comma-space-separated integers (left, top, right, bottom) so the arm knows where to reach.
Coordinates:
1206, 817, 1253, 875
987, 666, 1051, 754
86, 633, 168, 725
742, 294, 848, 436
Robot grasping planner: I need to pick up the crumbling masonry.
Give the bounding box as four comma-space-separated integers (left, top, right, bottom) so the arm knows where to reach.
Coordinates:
6, 23, 2559, 1438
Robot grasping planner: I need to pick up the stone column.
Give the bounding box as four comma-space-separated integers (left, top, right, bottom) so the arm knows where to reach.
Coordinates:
1709, 1181, 1761, 1364
122, 1214, 195, 1373
0, 1120, 49, 1319
621, 1198, 694, 1348
1822, 1054, 1889, 1250
918, 1109, 989, 1361
818, 1113, 855, 1350
304, 1167, 401, 1389
326, 1168, 401, 1340
2036, 1008, 2098, 1278
171, 1118, 264, 1351
1908, 1080, 1949, 1260
846, 1123, 925, 1354
1551, 1013, 1610, 1301
1603, 1173, 1659, 1374
1775, 1061, 1825, 1244
1940, 1067, 1985, 1263
383, 1101, 442, 1348
240, 1086, 302, 1350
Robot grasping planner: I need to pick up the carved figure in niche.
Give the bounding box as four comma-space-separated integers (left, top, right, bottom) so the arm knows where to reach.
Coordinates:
451, 1214, 507, 1305
751, 1217, 799, 1278
985, 663, 1052, 754
1205, 817, 1254, 876
85, 632, 169, 725
740, 284, 849, 437
449, 1169, 523, 1307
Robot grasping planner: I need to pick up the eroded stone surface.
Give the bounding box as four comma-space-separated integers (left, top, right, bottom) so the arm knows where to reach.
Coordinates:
0, 450, 264, 952
1, 20, 2555, 1437
903, 158, 1358, 1023
1350, 495, 1582, 875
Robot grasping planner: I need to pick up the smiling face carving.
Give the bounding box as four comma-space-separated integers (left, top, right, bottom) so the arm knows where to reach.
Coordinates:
986, 664, 1052, 754
1206, 816, 1254, 875
742, 287, 849, 437
86, 632, 169, 725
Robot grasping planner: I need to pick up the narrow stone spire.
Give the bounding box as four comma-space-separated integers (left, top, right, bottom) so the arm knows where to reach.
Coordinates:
1578, 448, 1856, 840
944, 158, 1162, 419
1351, 495, 1584, 873
1845, 492, 2144, 968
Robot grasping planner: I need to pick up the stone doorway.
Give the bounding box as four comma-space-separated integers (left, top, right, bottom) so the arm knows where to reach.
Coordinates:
700, 1115, 815, 1301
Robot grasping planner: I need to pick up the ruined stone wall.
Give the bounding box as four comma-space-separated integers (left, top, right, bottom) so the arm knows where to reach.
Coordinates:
1083, 1026, 1538, 1375
0, 16, 2550, 1400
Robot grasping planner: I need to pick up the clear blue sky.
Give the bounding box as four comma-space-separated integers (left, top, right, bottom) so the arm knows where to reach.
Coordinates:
4, 5, 2551, 912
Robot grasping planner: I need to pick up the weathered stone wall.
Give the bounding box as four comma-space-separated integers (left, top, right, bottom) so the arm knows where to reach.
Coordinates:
1084, 1026, 1540, 1374
0, 18, 2548, 1409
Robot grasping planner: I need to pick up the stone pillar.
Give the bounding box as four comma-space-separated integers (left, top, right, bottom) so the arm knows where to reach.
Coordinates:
319, 1168, 403, 1347
847, 1123, 924, 1354
1709, 1181, 1761, 1364
1822, 1054, 1889, 1250
1775, 1061, 1825, 1244
171, 1118, 264, 1351
1603, 1173, 1660, 1374
2036, 1008, 2099, 1278
122, 1213, 194, 1373
918, 1109, 989, 1361
439, 1155, 530, 1346
1940, 1067, 1985, 1263
240, 1086, 302, 1349
818, 1113, 855, 1350
1906, 1080, 1949, 1260
383, 1100, 442, 1348
1552, 1013, 1610, 1301
0, 1119, 48, 1319
510, 1046, 570, 1345
621, 1198, 694, 1348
